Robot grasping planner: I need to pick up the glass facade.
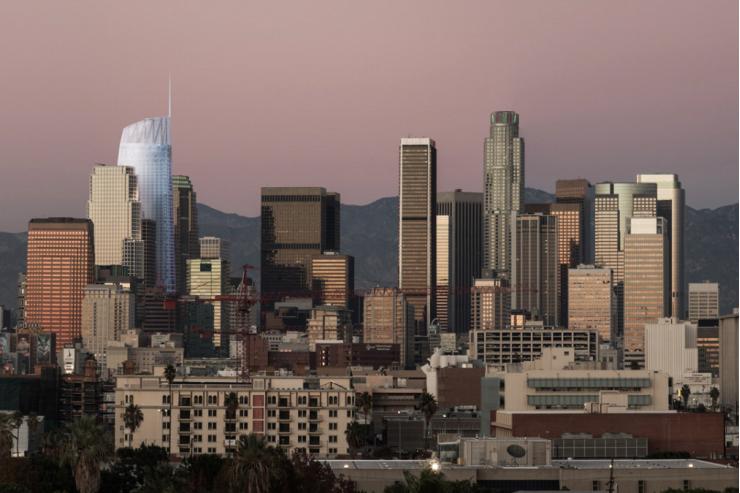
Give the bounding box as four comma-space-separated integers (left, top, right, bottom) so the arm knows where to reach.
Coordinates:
117, 117, 175, 293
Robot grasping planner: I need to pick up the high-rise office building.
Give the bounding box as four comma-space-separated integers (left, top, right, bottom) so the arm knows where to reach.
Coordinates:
555, 179, 595, 263
623, 217, 669, 365
719, 311, 738, 412
398, 138, 436, 332
688, 282, 719, 323
87, 165, 143, 278
636, 174, 685, 318
117, 115, 175, 293
139, 219, 157, 288
696, 319, 720, 377
644, 318, 698, 387
307, 306, 352, 350
81, 283, 135, 373
594, 182, 657, 337
173, 175, 199, 294
261, 187, 340, 312
568, 265, 614, 342
435, 190, 482, 333
470, 275, 511, 331
483, 111, 524, 274
187, 258, 229, 348
511, 214, 559, 327
200, 236, 230, 263
363, 287, 414, 368
25, 218, 95, 347
526, 201, 582, 327
310, 252, 354, 309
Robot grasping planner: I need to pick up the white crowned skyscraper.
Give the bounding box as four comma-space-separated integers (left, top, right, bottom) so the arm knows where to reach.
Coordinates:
483, 111, 524, 274
117, 115, 175, 293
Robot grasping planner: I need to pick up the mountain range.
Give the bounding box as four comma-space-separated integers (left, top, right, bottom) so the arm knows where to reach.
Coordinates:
0, 188, 737, 315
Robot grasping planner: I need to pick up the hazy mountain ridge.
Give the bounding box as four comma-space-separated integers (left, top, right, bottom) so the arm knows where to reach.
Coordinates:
0, 189, 736, 315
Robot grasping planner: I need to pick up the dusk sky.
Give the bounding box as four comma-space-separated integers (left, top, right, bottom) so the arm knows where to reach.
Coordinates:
0, 0, 737, 231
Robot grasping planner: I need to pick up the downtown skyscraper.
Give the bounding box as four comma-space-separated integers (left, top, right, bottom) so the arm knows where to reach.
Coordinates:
25, 218, 95, 347
436, 190, 482, 333
173, 175, 200, 295
398, 138, 437, 333
260, 187, 340, 313
87, 164, 143, 278
636, 174, 685, 318
483, 111, 524, 275
117, 115, 175, 293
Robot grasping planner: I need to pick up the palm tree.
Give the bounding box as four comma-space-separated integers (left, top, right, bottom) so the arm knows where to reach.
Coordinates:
356, 392, 373, 425
124, 403, 144, 449
680, 384, 691, 409
58, 416, 114, 493
0, 412, 16, 458
418, 392, 438, 450
164, 364, 176, 453
345, 421, 365, 459
710, 387, 720, 411
225, 434, 278, 493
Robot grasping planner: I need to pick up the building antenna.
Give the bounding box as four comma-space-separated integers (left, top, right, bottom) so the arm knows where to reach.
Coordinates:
168, 73, 172, 118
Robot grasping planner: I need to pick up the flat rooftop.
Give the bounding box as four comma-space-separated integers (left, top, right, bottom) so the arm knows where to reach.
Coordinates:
323, 459, 732, 471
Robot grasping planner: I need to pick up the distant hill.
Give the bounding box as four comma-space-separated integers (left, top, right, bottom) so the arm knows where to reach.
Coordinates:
0, 188, 736, 315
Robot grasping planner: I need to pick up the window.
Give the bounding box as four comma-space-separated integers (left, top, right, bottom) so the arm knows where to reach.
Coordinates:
208, 435, 217, 443
268, 422, 276, 430
329, 410, 338, 418
194, 422, 202, 430
208, 410, 217, 417
298, 410, 307, 418
208, 422, 217, 430
592, 481, 601, 491
329, 448, 337, 454
638, 481, 646, 493
207, 447, 216, 453
298, 435, 307, 443
163, 422, 170, 430
162, 395, 170, 404
207, 395, 218, 406
346, 395, 353, 405
239, 422, 248, 430
162, 435, 168, 443
194, 409, 203, 417
328, 396, 338, 406
268, 410, 276, 418
683, 480, 690, 491
200, 263, 212, 272
267, 436, 276, 443
267, 396, 277, 406
329, 423, 337, 431
239, 395, 249, 405
194, 395, 203, 405
298, 396, 307, 406
239, 409, 249, 417
298, 423, 307, 430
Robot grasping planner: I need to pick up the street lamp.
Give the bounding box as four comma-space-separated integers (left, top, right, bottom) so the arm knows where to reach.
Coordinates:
430, 459, 441, 473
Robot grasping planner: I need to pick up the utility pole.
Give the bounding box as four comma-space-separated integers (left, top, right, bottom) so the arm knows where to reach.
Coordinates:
607, 457, 615, 493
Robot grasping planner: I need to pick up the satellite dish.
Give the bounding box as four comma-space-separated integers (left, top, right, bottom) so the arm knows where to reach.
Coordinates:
507, 444, 527, 458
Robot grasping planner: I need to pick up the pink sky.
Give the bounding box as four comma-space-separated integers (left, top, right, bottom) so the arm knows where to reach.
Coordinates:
0, 0, 737, 231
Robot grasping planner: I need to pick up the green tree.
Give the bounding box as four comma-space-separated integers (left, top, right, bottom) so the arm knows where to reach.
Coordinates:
0, 412, 17, 458
180, 454, 225, 493
133, 462, 182, 493
418, 392, 438, 449
710, 387, 720, 411
124, 403, 144, 449
345, 421, 366, 459
384, 468, 482, 493
356, 392, 373, 425
680, 384, 691, 408
101, 445, 169, 493
58, 416, 114, 493
223, 434, 285, 493
164, 364, 177, 453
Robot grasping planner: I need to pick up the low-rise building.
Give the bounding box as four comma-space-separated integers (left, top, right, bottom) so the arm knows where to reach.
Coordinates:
115, 372, 354, 458
469, 328, 599, 365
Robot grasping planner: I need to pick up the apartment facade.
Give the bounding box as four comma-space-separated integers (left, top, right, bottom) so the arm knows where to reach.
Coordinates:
115, 374, 354, 458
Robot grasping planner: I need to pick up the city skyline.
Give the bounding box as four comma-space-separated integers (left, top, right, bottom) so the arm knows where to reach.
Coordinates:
0, 1, 737, 231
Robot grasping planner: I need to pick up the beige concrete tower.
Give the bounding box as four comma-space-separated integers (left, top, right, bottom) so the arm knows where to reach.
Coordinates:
568, 265, 614, 342
87, 164, 143, 277
81, 282, 135, 373
623, 217, 670, 366
688, 282, 720, 322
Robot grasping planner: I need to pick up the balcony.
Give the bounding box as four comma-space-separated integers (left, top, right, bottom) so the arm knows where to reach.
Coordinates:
224, 438, 237, 448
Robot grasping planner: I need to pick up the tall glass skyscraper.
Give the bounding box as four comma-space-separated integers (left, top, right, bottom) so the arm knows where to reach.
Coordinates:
483, 111, 524, 275
117, 116, 175, 293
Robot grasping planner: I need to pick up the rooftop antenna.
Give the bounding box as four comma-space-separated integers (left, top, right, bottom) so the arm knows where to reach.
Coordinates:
168, 73, 172, 118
